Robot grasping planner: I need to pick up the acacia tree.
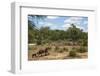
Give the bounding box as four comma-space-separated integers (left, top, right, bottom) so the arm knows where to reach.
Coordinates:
28, 15, 46, 29
28, 20, 36, 43
28, 15, 47, 45
67, 24, 82, 45
80, 32, 88, 46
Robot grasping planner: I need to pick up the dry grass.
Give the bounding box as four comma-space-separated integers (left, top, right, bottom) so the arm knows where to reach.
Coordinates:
28, 45, 88, 61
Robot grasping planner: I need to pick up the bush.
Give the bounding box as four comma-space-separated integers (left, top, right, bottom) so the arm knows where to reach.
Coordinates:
55, 46, 64, 53
28, 45, 33, 50
58, 49, 63, 53
62, 41, 73, 46
71, 47, 78, 51
46, 46, 52, 50
82, 40, 87, 46
37, 40, 42, 45
77, 46, 87, 53
63, 47, 68, 52
55, 46, 59, 50
69, 50, 77, 57
28, 46, 32, 50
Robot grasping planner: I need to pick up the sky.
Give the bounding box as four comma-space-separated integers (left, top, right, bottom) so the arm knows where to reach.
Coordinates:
28, 15, 88, 32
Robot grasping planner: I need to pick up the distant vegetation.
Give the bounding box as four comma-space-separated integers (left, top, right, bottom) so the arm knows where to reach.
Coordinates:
28, 16, 87, 46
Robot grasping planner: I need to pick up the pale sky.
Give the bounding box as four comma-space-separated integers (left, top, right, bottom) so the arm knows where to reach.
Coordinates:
28, 15, 88, 32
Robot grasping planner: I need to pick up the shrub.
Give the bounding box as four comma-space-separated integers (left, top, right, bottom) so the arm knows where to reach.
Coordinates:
58, 49, 63, 53
28, 46, 32, 50
46, 46, 51, 50
55, 46, 64, 53
72, 47, 78, 51
63, 47, 68, 52
77, 46, 87, 53
69, 50, 77, 57
82, 40, 87, 46
37, 40, 42, 45
55, 46, 59, 50
28, 45, 33, 50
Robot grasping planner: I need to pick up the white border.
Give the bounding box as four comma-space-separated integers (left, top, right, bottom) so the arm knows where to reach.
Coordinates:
11, 2, 96, 74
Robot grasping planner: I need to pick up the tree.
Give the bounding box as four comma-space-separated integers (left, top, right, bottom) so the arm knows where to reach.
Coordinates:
28, 20, 35, 43
28, 15, 88, 47
28, 15, 46, 44
28, 15, 46, 28
67, 24, 82, 45
80, 32, 88, 46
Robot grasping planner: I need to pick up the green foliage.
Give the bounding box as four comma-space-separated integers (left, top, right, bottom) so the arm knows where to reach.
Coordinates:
69, 50, 77, 57
67, 24, 82, 45
28, 16, 88, 46
72, 47, 77, 51
28, 45, 33, 50
36, 32, 42, 45
28, 20, 35, 43
82, 39, 88, 46
77, 46, 87, 53
63, 47, 68, 52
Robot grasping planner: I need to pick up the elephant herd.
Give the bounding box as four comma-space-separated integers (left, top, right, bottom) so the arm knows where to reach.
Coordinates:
32, 47, 50, 58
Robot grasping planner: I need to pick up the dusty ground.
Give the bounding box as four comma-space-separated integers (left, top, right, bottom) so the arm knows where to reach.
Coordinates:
28, 45, 88, 61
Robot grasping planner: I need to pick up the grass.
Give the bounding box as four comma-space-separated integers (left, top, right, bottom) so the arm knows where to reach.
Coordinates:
28, 41, 88, 60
